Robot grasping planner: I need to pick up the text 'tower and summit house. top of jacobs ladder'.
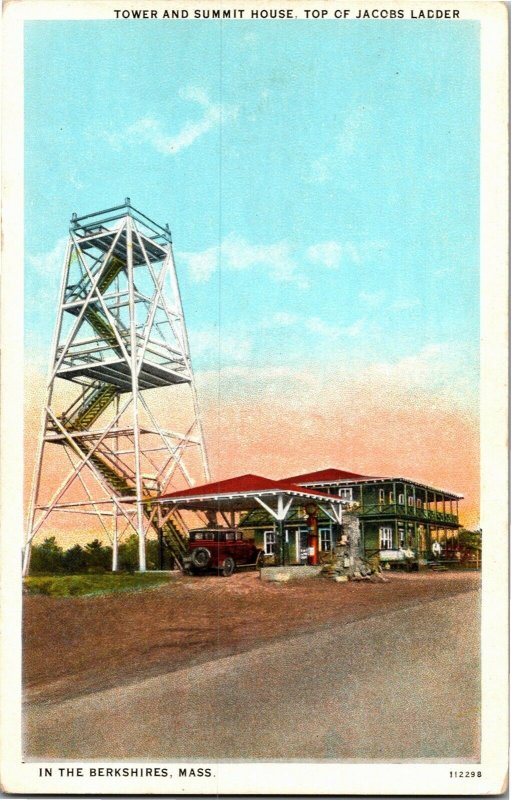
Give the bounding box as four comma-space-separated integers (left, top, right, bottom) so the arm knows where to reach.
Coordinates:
23, 199, 210, 574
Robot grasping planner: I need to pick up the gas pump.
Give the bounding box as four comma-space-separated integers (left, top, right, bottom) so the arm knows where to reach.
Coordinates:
305, 504, 319, 565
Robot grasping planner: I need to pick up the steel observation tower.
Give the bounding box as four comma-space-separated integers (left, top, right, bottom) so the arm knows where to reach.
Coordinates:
23, 200, 210, 575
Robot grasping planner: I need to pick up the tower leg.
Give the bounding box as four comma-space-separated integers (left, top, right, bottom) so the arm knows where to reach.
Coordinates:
112, 506, 119, 572
22, 541, 32, 577
137, 513, 146, 572
126, 215, 147, 573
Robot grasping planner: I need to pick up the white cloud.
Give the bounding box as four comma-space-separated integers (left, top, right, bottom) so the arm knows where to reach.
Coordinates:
179, 234, 387, 287
363, 343, 463, 390
68, 172, 84, 190
28, 237, 68, 278
178, 234, 309, 289
307, 240, 386, 271
392, 296, 421, 311
196, 341, 478, 414
258, 311, 364, 340
308, 155, 332, 184
359, 290, 386, 307
222, 233, 307, 286
261, 311, 299, 328
306, 105, 371, 183
344, 318, 365, 337
178, 246, 219, 283
106, 87, 238, 155
304, 316, 365, 339
337, 106, 370, 156
190, 328, 218, 355
190, 327, 252, 363
306, 241, 343, 269
305, 317, 341, 338
180, 86, 211, 107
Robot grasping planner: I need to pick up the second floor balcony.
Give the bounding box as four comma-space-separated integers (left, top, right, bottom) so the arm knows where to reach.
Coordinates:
358, 502, 458, 525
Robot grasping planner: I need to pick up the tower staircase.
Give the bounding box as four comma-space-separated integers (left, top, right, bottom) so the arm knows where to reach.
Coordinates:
58, 384, 118, 432
55, 255, 189, 566
67, 255, 129, 354
67, 254, 126, 302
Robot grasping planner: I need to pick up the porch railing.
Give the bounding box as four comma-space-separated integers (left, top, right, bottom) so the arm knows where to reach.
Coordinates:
359, 503, 458, 524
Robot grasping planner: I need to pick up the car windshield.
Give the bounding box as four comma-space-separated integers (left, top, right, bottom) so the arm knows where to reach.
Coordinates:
190, 528, 243, 542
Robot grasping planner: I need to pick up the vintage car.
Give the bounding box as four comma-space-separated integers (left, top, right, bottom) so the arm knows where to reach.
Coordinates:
183, 528, 264, 576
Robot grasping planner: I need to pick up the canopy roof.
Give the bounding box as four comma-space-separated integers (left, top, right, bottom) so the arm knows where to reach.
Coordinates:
156, 473, 344, 513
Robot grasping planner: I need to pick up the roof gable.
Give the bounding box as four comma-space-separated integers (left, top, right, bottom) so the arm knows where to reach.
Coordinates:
282, 467, 377, 484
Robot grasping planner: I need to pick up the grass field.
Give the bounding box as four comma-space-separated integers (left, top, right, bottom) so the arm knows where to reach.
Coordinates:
23, 572, 172, 598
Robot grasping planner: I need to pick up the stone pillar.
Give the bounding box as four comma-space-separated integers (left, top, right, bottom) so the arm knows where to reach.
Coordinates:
343, 513, 362, 572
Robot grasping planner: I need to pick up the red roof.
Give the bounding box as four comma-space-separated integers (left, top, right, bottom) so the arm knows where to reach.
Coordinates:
158, 473, 341, 502
282, 468, 462, 498
282, 467, 379, 484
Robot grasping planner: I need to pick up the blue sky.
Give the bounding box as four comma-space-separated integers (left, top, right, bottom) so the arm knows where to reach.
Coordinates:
25, 19, 480, 384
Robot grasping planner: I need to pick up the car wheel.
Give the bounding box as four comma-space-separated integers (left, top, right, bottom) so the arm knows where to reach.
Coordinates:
191, 547, 211, 569
221, 557, 235, 577
255, 550, 265, 570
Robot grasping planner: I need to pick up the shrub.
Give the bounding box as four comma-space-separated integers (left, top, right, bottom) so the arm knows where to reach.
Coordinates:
28, 533, 176, 576
63, 544, 88, 573
84, 539, 112, 571
24, 572, 171, 598
29, 537, 65, 574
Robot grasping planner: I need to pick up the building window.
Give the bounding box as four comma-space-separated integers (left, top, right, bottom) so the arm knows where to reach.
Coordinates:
379, 526, 393, 550
263, 530, 275, 555
416, 498, 422, 509
338, 488, 353, 501
389, 491, 394, 503
378, 489, 385, 504
408, 496, 414, 506
399, 526, 405, 546
319, 527, 332, 552
398, 493, 404, 505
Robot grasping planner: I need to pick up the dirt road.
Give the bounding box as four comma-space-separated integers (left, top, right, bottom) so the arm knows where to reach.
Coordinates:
25, 585, 479, 761
24, 571, 479, 704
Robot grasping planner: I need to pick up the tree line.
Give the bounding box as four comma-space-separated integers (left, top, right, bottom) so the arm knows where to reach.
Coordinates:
27, 535, 174, 574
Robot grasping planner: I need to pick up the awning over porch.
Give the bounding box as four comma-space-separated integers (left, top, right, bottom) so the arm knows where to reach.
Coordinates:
156, 473, 344, 523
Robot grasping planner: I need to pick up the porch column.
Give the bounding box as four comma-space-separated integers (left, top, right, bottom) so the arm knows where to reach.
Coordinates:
425, 524, 431, 562
278, 518, 285, 566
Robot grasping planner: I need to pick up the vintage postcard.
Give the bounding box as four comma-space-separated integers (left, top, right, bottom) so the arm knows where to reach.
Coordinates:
1, 0, 508, 795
